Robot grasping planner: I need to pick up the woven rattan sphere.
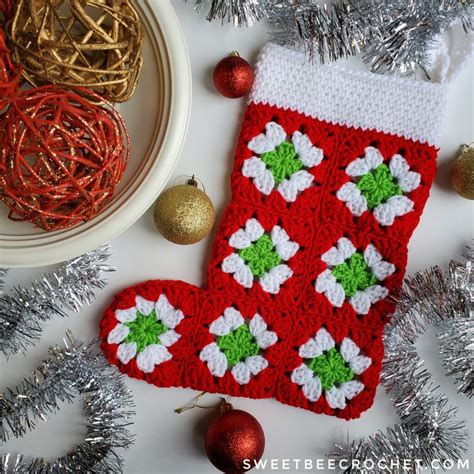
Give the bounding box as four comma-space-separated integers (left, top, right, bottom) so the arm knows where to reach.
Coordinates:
10, 0, 144, 103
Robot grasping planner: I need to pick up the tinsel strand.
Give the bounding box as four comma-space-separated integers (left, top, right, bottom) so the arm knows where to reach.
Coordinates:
0, 245, 114, 357
329, 248, 473, 472
192, 0, 266, 27
0, 333, 135, 473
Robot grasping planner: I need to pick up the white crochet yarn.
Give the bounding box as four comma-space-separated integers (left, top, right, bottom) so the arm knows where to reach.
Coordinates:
336, 147, 421, 226
291, 328, 371, 409
222, 218, 299, 294
250, 43, 448, 147
200, 309, 278, 384
243, 121, 323, 202
315, 238, 395, 314
110, 294, 184, 373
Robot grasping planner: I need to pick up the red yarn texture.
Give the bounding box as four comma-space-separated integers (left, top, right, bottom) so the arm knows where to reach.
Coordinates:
100, 102, 437, 419
0, 85, 129, 231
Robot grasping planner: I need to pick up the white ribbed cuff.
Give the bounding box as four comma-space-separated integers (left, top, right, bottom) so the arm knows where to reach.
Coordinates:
250, 43, 448, 147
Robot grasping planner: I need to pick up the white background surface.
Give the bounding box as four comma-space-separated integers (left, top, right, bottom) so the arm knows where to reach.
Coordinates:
1, 1, 473, 473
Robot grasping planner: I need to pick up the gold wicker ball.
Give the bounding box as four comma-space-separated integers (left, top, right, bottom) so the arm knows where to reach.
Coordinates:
10, 0, 144, 103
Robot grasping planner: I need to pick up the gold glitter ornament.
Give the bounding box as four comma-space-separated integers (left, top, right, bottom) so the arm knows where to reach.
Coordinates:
450, 144, 474, 200
153, 176, 215, 245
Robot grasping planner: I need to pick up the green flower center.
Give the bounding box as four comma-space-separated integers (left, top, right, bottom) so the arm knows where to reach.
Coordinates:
124, 310, 168, 353
217, 324, 259, 367
239, 234, 281, 277
307, 348, 354, 390
356, 164, 402, 208
261, 141, 303, 184
332, 252, 377, 297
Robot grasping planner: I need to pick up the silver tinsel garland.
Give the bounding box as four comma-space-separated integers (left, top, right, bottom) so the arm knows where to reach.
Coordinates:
0, 245, 114, 358
189, 0, 473, 76
329, 249, 473, 473
0, 333, 135, 473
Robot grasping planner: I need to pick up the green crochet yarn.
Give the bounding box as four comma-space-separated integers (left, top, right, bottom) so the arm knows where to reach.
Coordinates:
332, 253, 377, 297
357, 163, 402, 209
124, 310, 168, 353
217, 324, 259, 367
261, 141, 303, 184
307, 348, 354, 390
239, 234, 281, 277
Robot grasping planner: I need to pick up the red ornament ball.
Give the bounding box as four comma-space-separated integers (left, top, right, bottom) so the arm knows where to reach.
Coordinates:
0, 85, 130, 231
0, 28, 21, 109
213, 52, 254, 99
205, 403, 265, 473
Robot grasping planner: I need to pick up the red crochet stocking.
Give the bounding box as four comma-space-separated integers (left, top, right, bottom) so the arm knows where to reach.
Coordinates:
100, 44, 448, 419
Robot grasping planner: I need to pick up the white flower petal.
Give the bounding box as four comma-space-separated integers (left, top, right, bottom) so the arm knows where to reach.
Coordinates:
315, 328, 335, 352
321, 247, 344, 266
364, 147, 384, 170
107, 323, 130, 345
291, 363, 314, 385
315, 269, 337, 293
265, 122, 287, 147
340, 380, 365, 400
325, 282, 346, 308
200, 343, 228, 377
223, 307, 245, 331
302, 377, 322, 402
254, 169, 275, 195
245, 355, 268, 375
325, 387, 347, 409
336, 181, 359, 201
136, 344, 172, 373
292, 131, 323, 167
364, 285, 389, 304
374, 194, 414, 225
389, 154, 410, 178
346, 158, 370, 176
337, 238, 357, 260
159, 308, 184, 329
259, 264, 293, 294
276, 240, 299, 261
158, 329, 181, 347
270, 225, 289, 246
229, 230, 252, 249
248, 134, 274, 154
135, 296, 154, 316
277, 170, 314, 202
234, 264, 254, 289
349, 356, 372, 375
336, 182, 368, 216
256, 330, 278, 349
245, 218, 265, 241
242, 157, 266, 178
277, 179, 298, 202
222, 253, 245, 273
155, 294, 173, 316
115, 307, 137, 323
209, 315, 232, 336
232, 362, 251, 385
363, 244, 383, 266
299, 338, 323, 359
340, 338, 360, 363
371, 260, 396, 281
398, 171, 421, 193
116, 342, 137, 365
350, 291, 372, 315
249, 313, 267, 337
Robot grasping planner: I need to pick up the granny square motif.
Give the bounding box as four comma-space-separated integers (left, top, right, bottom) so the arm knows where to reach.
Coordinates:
100, 44, 448, 419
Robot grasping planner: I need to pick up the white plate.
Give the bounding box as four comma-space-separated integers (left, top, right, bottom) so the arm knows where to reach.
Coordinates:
0, 0, 192, 268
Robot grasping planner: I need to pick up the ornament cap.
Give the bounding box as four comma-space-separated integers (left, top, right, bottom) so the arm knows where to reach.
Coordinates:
220, 401, 233, 413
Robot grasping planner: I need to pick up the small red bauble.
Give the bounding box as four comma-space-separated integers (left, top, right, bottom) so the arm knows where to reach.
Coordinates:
0, 85, 130, 231
213, 52, 254, 99
205, 402, 265, 473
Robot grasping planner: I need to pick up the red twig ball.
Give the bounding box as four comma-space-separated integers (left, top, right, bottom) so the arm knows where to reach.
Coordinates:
0, 28, 21, 109
0, 85, 130, 231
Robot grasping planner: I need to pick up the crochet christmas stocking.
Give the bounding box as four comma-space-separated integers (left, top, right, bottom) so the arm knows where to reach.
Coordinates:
100, 44, 448, 419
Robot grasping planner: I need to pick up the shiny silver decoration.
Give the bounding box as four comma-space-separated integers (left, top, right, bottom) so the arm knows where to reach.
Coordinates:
0, 245, 114, 357
267, 0, 473, 76
0, 333, 135, 473
192, 0, 266, 26
0, 268, 7, 294
329, 247, 473, 472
